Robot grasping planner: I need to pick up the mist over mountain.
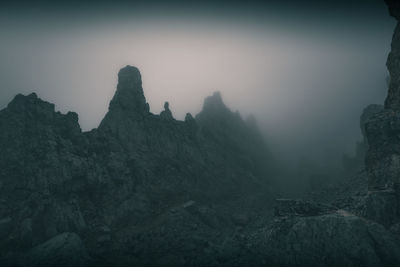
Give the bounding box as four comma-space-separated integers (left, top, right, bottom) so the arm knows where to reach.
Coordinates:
1, 0, 400, 266
0, 0, 394, 165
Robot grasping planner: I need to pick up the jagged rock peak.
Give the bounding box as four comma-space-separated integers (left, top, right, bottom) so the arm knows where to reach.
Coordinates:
6, 92, 55, 116
106, 65, 149, 116
8, 92, 44, 107
160, 101, 173, 120
384, 1, 400, 109
2, 92, 82, 136
385, 0, 400, 20
245, 114, 259, 129
201, 91, 228, 113
185, 112, 194, 122
118, 65, 141, 85
185, 112, 197, 130
163, 101, 170, 111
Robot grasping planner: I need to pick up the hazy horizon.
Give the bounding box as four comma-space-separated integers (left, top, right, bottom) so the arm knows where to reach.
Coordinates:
0, 0, 395, 164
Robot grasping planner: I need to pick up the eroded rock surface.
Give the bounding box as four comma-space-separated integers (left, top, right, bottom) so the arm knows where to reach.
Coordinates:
0, 65, 274, 266
365, 1, 400, 226
1, 1, 400, 263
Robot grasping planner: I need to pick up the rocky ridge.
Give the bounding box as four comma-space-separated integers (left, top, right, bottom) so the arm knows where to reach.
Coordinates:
0, 65, 274, 266
1, 1, 400, 265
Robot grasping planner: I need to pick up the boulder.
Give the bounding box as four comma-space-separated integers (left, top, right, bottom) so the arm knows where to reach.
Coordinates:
24, 232, 91, 267
256, 212, 400, 267
274, 199, 336, 217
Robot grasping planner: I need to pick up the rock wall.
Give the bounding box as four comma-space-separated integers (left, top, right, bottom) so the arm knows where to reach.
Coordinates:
0, 65, 273, 264
343, 104, 383, 172
365, 0, 400, 226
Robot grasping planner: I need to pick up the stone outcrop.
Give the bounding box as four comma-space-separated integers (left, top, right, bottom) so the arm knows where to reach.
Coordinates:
385, 0, 400, 109
0, 65, 273, 265
160, 102, 173, 120
253, 3, 400, 265
253, 212, 400, 267
364, 1, 400, 226
343, 104, 383, 171
23, 232, 92, 267
1, 1, 400, 263
274, 199, 336, 217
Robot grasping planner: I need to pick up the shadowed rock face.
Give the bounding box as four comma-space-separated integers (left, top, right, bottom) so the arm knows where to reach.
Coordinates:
385, 0, 400, 20
106, 65, 148, 116
99, 65, 149, 133
0, 65, 274, 266
255, 3, 400, 264
385, 0, 400, 109
1, 2, 400, 264
1, 59, 399, 266
254, 212, 400, 267
343, 104, 383, 172
365, 1, 400, 226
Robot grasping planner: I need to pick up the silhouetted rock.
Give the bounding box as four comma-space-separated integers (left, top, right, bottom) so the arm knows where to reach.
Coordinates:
365, 190, 398, 227
24, 232, 91, 267
365, 1, 400, 226
160, 101, 174, 120
385, 0, 400, 109
343, 104, 383, 172
0, 65, 275, 265
361, 104, 384, 144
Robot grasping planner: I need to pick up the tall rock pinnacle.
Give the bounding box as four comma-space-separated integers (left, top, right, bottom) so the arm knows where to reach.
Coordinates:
99, 66, 149, 131
384, 0, 400, 109
198, 91, 230, 119
109, 65, 148, 114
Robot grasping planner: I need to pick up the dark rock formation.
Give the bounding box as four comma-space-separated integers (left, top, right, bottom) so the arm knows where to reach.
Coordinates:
361, 105, 385, 144
274, 199, 336, 217
160, 102, 174, 120
1, 1, 400, 263
253, 211, 400, 267
23, 232, 92, 267
343, 104, 383, 172
385, 0, 400, 109
0, 65, 274, 266
255, 3, 400, 265
365, 1, 400, 226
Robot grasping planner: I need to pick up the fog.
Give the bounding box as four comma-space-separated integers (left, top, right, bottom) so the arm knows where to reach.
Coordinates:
0, 0, 395, 165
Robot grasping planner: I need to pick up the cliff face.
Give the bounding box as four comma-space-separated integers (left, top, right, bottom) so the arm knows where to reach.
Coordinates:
0, 65, 274, 265
385, 0, 400, 109
364, 1, 400, 226
343, 104, 383, 172
254, 3, 400, 264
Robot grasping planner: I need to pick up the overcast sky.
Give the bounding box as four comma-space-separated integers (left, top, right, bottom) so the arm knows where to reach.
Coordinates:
0, 0, 396, 163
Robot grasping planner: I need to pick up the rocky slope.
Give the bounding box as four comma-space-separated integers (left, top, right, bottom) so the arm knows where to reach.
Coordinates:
0, 65, 276, 266
254, 2, 400, 266
364, 0, 400, 227
1, 1, 400, 265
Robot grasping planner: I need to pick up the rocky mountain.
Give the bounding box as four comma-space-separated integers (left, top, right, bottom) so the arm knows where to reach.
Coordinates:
253, 1, 400, 266
364, 0, 400, 227
0, 65, 275, 266
1, 1, 400, 266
